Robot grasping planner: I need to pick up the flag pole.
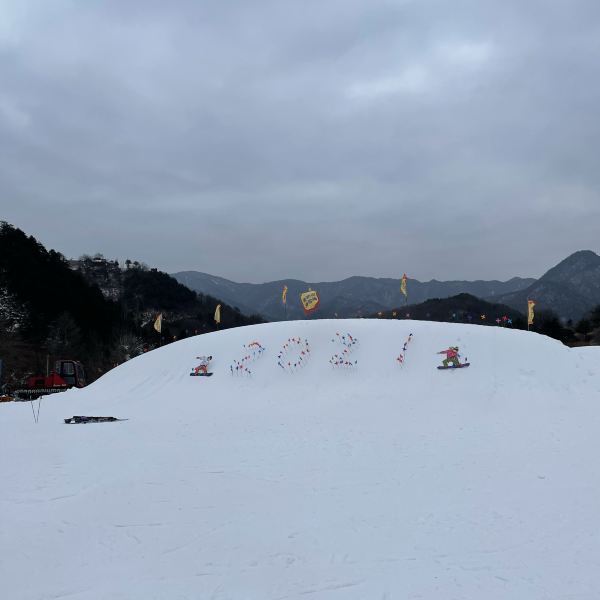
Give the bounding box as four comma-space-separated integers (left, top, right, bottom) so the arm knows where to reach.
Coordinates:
214, 304, 222, 331
527, 299, 535, 331
282, 285, 289, 321
401, 274, 408, 306
154, 313, 163, 346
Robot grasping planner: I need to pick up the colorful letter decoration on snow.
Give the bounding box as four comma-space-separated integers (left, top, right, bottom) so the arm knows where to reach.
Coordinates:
230, 342, 266, 376
277, 337, 311, 372
300, 289, 320, 314
329, 332, 358, 368
396, 333, 413, 366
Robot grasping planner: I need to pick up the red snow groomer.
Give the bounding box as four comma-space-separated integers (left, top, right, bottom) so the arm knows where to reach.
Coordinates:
14, 360, 87, 401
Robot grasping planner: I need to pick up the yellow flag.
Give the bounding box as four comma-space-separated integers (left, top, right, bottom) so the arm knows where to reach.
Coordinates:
282, 285, 288, 305
300, 289, 320, 314
527, 300, 535, 326
214, 304, 221, 325
153, 313, 162, 333
400, 274, 408, 297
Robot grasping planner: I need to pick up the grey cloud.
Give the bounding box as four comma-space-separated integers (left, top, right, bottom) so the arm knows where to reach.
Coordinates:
1, 0, 599, 282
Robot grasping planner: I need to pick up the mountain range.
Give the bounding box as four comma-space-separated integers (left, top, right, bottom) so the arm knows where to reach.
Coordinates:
173, 272, 535, 321
173, 250, 600, 322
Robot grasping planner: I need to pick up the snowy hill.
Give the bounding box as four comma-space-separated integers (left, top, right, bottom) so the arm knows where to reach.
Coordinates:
2, 319, 600, 600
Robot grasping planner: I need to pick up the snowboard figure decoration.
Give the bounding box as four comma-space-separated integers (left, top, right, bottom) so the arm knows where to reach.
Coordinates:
277, 337, 311, 373
396, 333, 413, 366
190, 355, 213, 377
329, 332, 358, 369
437, 347, 469, 370
230, 342, 266, 376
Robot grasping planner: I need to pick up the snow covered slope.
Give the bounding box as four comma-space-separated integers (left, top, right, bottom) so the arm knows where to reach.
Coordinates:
2, 319, 600, 600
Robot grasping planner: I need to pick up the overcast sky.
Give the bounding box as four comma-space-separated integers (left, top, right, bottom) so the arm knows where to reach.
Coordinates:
1, 0, 599, 283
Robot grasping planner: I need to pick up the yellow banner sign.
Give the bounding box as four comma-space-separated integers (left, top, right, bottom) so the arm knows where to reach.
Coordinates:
527, 300, 535, 326
300, 289, 320, 314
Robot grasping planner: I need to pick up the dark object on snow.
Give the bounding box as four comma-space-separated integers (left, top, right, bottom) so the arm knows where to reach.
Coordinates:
189, 372, 213, 377
437, 363, 470, 370
64, 416, 127, 424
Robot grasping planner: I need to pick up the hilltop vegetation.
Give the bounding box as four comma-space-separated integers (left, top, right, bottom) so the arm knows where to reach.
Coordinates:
378, 293, 596, 346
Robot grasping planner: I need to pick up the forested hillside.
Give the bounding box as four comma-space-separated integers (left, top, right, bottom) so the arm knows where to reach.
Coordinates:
378, 293, 600, 346
0, 222, 262, 388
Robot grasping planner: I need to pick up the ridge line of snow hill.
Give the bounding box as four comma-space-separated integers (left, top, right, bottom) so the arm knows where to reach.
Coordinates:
44, 319, 586, 414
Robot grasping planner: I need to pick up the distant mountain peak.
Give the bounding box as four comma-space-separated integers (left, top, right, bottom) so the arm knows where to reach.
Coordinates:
540, 250, 600, 283
559, 249, 599, 264
492, 249, 600, 321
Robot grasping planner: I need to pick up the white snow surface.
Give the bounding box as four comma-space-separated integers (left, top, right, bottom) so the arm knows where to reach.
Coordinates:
2, 319, 600, 600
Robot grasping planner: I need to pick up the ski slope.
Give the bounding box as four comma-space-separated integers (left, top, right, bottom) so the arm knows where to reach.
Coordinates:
2, 319, 600, 600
